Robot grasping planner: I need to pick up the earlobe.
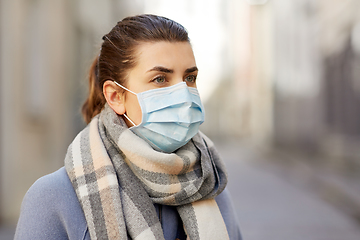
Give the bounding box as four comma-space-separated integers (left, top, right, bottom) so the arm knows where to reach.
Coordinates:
103, 81, 126, 115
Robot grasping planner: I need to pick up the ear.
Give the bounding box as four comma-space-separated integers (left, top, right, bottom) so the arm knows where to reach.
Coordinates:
103, 80, 126, 115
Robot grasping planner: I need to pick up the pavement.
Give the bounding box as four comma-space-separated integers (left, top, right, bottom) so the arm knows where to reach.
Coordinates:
1, 139, 360, 240
215, 139, 360, 240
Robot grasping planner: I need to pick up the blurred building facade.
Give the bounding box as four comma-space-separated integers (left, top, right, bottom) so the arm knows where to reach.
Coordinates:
1, 0, 360, 226
203, 0, 360, 167
272, 0, 360, 164
0, 0, 75, 225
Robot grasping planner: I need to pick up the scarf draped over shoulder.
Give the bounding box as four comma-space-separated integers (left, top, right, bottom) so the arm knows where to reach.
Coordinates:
65, 104, 229, 240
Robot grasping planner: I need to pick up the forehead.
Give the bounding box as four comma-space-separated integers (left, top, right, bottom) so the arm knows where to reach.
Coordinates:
133, 41, 196, 70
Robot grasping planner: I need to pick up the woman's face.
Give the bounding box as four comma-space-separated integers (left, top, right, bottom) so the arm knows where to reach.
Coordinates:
122, 41, 198, 126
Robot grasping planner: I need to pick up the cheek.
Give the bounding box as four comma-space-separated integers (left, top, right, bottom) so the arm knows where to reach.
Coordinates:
124, 94, 142, 125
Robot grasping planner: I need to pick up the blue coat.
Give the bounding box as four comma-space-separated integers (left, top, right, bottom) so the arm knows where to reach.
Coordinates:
15, 167, 242, 240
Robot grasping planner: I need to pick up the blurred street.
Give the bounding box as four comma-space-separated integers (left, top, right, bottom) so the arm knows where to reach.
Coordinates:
215, 139, 360, 240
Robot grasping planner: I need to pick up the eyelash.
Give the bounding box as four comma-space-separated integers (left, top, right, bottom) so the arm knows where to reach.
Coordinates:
151, 75, 167, 84
150, 74, 197, 85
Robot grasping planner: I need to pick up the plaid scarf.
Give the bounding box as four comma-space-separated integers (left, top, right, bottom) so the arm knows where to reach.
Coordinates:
65, 104, 229, 240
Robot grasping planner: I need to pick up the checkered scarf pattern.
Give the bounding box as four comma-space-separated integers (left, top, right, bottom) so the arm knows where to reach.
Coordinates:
65, 104, 229, 239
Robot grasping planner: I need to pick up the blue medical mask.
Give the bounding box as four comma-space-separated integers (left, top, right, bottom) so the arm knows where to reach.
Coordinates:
114, 81, 205, 153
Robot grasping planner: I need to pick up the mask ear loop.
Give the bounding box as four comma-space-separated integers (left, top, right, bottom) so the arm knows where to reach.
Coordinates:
113, 81, 137, 127
113, 81, 137, 95
122, 113, 136, 127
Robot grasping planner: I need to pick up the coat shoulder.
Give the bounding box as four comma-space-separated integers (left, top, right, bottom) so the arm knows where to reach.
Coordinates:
15, 167, 89, 240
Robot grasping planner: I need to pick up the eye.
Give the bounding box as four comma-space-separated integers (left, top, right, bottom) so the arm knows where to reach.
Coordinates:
152, 76, 166, 84
185, 75, 197, 83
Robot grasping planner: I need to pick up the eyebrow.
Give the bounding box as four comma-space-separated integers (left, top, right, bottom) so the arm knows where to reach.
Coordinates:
147, 66, 198, 74
185, 66, 198, 73
147, 66, 173, 73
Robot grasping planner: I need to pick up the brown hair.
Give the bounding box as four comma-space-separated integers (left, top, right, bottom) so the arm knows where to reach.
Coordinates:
81, 14, 190, 123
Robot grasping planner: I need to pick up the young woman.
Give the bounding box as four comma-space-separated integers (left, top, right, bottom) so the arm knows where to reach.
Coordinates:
15, 14, 241, 240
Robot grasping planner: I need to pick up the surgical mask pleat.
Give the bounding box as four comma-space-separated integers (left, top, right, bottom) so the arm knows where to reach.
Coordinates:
146, 106, 203, 123
131, 126, 183, 152
141, 122, 191, 142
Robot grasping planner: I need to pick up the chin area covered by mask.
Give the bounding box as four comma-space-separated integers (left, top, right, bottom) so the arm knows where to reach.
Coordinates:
115, 81, 205, 153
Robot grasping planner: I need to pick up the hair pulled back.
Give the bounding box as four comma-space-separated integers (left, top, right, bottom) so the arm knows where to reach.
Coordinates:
82, 14, 190, 123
